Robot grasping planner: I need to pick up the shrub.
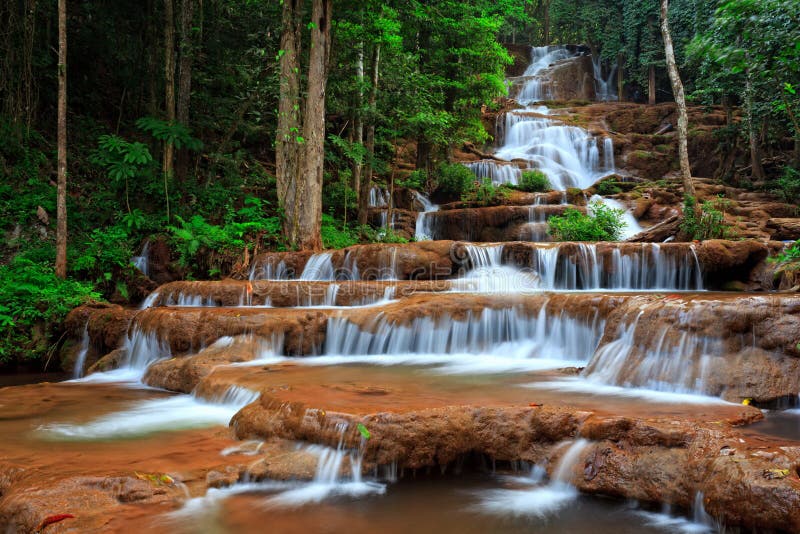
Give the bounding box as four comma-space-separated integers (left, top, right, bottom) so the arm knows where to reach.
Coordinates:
548, 201, 625, 241
461, 179, 509, 206
680, 194, 734, 240
0, 258, 100, 363
774, 166, 800, 203
517, 170, 551, 192
596, 179, 622, 195
397, 170, 427, 190
769, 240, 800, 264
435, 163, 475, 197
321, 214, 359, 249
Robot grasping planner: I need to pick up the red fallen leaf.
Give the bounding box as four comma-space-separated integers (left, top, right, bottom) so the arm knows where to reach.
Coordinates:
528, 403, 543, 407
664, 294, 681, 300
37, 514, 74, 531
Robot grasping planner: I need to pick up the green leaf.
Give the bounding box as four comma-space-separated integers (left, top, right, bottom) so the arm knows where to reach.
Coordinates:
357, 423, 371, 440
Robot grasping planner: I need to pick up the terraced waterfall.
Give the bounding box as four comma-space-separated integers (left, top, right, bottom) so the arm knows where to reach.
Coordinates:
2, 46, 800, 533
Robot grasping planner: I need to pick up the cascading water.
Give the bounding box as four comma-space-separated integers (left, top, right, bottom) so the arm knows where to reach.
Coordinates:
414, 192, 439, 241
72, 323, 90, 379
469, 46, 616, 192
478, 439, 591, 517
131, 240, 150, 277
592, 55, 618, 102
300, 253, 336, 281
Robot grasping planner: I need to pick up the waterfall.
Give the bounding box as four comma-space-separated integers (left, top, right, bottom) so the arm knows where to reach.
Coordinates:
300, 253, 336, 281
131, 241, 150, 277
581, 308, 721, 396
478, 439, 591, 517
465, 161, 522, 185
527, 243, 703, 291
368, 186, 389, 208
250, 257, 290, 281
467, 45, 615, 192
72, 323, 90, 379
414, 192, 440, 241
322, 306, 603, 366
592, 55, 618, 102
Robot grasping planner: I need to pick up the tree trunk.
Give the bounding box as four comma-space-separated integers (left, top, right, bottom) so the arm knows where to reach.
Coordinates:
358, 44, 381, 227
542, 0, 550, 46
296, 0, 332, 251
617, 53, 624, 101
146, 0, 159, 117
176, 0, 195, 182
659, 0, 694, 196
276, 0, 304, 244
745, 73, 766, 181
648, 64, 656, 105
55, 0, 67, 279
352, 41, 364, 195
163, 0, 176, 221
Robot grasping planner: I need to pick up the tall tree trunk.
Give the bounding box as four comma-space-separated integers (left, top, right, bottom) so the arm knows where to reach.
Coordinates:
276, 0, 304, 244
176, 0, 195, 182
617, 53, 624, 101
648, 64, 656, 105
295, 0, 332, 250
745, 73, 766, 181
55, 0, 67, 279
163, 0, 176, 221
358, 44, 381, 227
659, 0, 694, 196
146, 0, 159, 117
542, 0, 550, 46
352, 41, 364, 195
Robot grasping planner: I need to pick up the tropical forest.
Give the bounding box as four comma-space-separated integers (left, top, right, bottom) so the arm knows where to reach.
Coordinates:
1, 0, 800, 531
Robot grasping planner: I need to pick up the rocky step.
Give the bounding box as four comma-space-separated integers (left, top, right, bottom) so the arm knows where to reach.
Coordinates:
77, 291, 800, 403
142, 349, 799, 532
248, 239, 771, 289
416, 204, 582, 242
145, 279, 451, 308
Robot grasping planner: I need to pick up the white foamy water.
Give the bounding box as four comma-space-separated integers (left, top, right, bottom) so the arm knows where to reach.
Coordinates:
590, 194, 643, 240
524, 378, 731, 405
477, 439, 589, 517
39, 385, 259, 440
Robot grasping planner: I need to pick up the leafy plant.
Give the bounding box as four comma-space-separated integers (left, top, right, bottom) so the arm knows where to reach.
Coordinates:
321, 214, 359, 249
769, 240, 800, 264
397, 170, 427, 190
680, 195, 734, 240
435, 163, 476, 198
90, 134, 155, 213
548, 201, 625, 241
517, 170, 551, 192
0, 258, 99, 363
773, 166, 800, 202
596, 179, 622, 195
461, 179, 509, 206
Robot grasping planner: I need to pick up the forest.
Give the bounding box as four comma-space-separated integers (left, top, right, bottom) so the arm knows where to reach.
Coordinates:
0, 0, 798, 365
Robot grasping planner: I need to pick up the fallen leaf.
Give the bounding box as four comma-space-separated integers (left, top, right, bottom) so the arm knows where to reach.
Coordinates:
528, 403, 543, 407
37, 514, 74, 531
357, 423, 371, 440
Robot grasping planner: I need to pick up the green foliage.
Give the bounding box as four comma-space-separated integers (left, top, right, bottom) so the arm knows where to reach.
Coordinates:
773, 166, 800, 203
517, 170, 552, 193
70, 224, 136, 285
0, 258, 99, 363
0, 120, 53, 231
549, 201, 626, 241
596, 180, 623, 195
323, 171, 357, 218
136, 117, 203, 151
769, 240, 800, 264
461, 179, 509, 206
397, 170, 427, 190
168, 196, 281, 275
680, 195, 734, 240
361, 224, 409, 244
435, 163, 476, 197
321, 214, 359, 249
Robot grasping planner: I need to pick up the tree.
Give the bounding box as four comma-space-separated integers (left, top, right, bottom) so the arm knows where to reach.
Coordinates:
163, 0, 176, 220
295, 0, 332, 250
55, 0, 67, 279
660, 0, 694, 195
276, 0, 303, 245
